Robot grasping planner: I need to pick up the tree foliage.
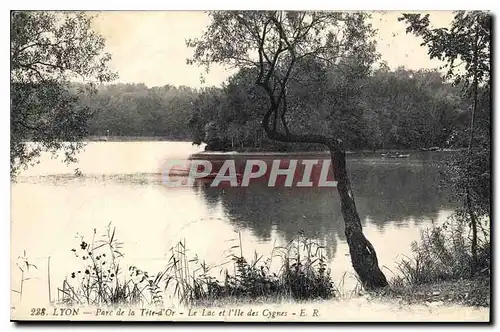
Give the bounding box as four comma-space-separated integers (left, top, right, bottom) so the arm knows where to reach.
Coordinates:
187, 11, 378, 148
10, 11, 117, 176
399, 11, 490, 89
400, 10, 491, 272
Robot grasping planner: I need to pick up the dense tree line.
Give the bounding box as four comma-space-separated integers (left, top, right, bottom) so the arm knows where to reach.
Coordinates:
191, 65, 471, 151
80, 65, 471, 151
79, 83, 198, 139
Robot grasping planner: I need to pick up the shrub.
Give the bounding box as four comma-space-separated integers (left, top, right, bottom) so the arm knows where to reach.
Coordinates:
392, 216, 490, 288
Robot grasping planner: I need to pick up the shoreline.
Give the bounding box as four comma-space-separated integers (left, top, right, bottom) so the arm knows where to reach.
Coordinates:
82, 138, 464, 153
84, 136, 191, 142
23, 138, 466, 154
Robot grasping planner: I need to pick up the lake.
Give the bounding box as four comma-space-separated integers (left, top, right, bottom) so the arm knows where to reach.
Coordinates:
11, 141, 458, 305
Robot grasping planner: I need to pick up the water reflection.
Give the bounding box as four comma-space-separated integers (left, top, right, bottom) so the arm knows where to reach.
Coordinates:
11, 144, 461, 299
193, 153, 456, 259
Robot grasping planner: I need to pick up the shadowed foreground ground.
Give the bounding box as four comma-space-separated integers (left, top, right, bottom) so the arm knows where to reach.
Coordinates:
381, 277, 490, 308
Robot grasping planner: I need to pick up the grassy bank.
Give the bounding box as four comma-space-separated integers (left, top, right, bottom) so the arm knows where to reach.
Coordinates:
380, 217, 490, 307
16, 216, 490, 308
381, 277, 490, 307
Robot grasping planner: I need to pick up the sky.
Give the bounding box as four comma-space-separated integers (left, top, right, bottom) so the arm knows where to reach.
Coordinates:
91, 11, 455, 88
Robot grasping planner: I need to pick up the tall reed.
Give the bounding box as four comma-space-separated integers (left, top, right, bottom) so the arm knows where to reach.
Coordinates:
57, 226, 338, 306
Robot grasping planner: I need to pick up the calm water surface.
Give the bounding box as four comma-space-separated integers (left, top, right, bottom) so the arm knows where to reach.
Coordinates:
11, 141, 457, 304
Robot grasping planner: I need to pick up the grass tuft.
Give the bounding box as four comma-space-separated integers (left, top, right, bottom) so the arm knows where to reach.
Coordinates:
382, 217, 490, 307
58, 223, 166, 306
57, 227, 337, 306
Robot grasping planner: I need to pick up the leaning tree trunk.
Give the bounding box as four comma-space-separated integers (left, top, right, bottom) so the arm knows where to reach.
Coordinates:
260, 108, 388, 290
330, 148, 388, 289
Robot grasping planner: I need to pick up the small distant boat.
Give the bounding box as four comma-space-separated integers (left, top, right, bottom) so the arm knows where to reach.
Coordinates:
381, 152, 410, 159
420, 146, 440, 152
